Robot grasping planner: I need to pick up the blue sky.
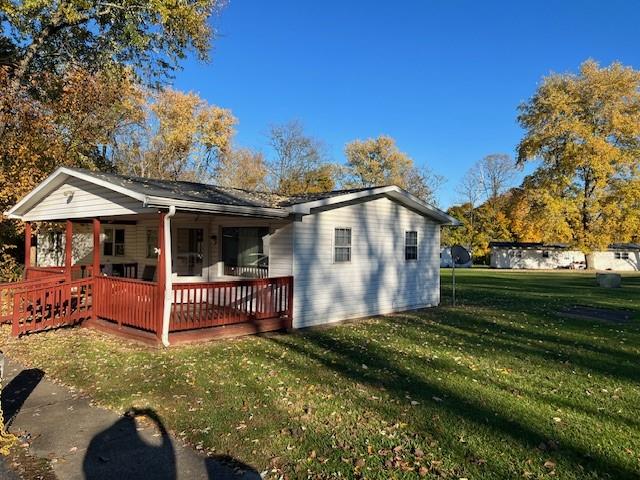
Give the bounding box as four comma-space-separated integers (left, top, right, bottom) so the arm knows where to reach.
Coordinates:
173, 0, 640, 207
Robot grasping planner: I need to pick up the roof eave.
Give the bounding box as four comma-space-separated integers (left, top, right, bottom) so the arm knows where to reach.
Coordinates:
145, 196, 290, 219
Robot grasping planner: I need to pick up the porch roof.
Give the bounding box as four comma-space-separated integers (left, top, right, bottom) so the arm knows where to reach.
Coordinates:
6, 167, 459, 225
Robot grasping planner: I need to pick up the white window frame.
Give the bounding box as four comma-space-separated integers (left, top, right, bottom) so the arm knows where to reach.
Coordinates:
333, 227, 352, 263
405, 230, 418, 261
103, 227, 125, 257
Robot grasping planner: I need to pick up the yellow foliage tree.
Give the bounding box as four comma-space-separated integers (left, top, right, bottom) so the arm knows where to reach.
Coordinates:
0, 68, 144, 258
517, 60, 640, 266
115, 88, 237, 182
215, 147, 268, 191
344, 135, 442, 203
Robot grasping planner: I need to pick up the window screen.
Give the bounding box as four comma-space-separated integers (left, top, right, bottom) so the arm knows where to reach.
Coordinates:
405, 231, 418, 261
334, 228, 351, 263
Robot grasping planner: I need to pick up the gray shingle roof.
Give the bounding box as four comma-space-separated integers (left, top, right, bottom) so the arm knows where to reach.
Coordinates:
67, 168, 386, 209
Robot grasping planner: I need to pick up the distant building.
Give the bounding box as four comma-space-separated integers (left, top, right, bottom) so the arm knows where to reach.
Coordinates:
489, 242, 640, 271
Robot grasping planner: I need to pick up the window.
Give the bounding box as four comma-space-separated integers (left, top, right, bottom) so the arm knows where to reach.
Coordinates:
103, 228, 125, 257
405, 231, 418, 261
334, 228, 351, 263
514, 250, 523, 258
615, 251, 630, 260
175, 228, 204, 276
542, 251, 550, 258
222, 227, 270, 270
146, 229, 158, 259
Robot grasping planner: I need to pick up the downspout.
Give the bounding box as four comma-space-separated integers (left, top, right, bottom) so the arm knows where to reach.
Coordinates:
161, 206, 176, 346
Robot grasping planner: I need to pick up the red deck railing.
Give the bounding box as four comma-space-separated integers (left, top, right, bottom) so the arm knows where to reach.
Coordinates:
170, 276, 293, 332
94, 276, 158, 333
0, 276, 66, 323
223, 265, 269, 278
11, 277, 92, 335
24, 265, 93, 281
6, 269, 293, 342
24, 266, 65, 280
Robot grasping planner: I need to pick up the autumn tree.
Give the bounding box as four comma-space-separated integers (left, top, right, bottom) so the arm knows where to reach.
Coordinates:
115, 88, 237, 181
0, 0, 224, 93
517, 60, 640, 266
344, 135, 442, 204
266, 120, 337, 195
0, 68, 143, 262
214, 147, 268, 190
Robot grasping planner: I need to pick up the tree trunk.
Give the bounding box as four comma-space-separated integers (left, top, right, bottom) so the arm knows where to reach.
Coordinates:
585, 252, 595, 270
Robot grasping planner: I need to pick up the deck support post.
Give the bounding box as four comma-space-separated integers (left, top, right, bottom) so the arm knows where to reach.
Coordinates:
92, 218, 101, 321
65, 219, 73, 281
286, 277, 294, 330
157, 207, 175, 346
92, 218, 101, 277
24, 221, 31, 278
156, 211, 166, 343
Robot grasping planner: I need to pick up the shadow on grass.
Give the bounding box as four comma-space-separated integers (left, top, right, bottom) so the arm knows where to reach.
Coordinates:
266, 319, 639, 479
398, 311, 640, 384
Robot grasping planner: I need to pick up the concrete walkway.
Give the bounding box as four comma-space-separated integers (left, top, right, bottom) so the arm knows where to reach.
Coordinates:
2, 359, 260, 480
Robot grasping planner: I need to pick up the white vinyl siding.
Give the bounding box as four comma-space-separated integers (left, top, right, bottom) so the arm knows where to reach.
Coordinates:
24, 177, 151, 221
269, 222, 294, 277
291, 196, 440, 328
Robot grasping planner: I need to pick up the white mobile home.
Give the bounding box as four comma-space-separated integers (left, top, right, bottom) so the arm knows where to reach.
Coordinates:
4, 167, 459, 345
489, 242, 585, 269
489, 242, 640, 271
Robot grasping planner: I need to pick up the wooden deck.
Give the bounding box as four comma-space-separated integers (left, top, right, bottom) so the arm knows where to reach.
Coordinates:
3, 270, 293, 346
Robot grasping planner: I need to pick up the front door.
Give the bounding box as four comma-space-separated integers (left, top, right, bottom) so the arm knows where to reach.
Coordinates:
172, 225, 207, 282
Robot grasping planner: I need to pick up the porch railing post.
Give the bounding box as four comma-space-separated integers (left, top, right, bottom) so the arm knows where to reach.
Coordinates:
11, 288, 19, 337
286, 276, 294, 330
65, 220, 73, 281
91, 218, 101, 321
24, 221, 31, 279
156, 211, 167, 343
64, 220, 73, 317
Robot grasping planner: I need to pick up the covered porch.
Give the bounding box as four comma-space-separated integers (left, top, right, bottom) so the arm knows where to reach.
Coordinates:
2, 168, 294, 346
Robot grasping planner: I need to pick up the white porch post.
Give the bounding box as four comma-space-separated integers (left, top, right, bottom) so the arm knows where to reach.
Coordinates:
161, 206, 176, 346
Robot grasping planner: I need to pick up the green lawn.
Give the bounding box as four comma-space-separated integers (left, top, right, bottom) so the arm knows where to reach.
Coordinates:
2, 269, 640, 479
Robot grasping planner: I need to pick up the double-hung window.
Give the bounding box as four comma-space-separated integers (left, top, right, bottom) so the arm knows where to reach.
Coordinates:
405, 231, 418, 261
104, 228, 125, 257
334, 228, 351, 263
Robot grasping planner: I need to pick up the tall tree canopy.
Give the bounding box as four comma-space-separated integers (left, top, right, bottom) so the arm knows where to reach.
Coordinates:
517, 60, 640, 261
0, 68, 143, 263
0, 0, 223, 90
115, 88, 237, 181
214, 147, 267, 191
266, 120, 337, 195
344, 135, 442, 204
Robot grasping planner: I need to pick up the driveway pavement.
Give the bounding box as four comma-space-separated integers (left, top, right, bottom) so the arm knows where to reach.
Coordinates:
1, 358, 260, 480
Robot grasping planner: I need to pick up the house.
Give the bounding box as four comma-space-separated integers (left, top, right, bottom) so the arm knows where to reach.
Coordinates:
440, 246, 472, 268
489, 242, 640, 271
2, 167, 458, 346
592, 244, 640, 271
